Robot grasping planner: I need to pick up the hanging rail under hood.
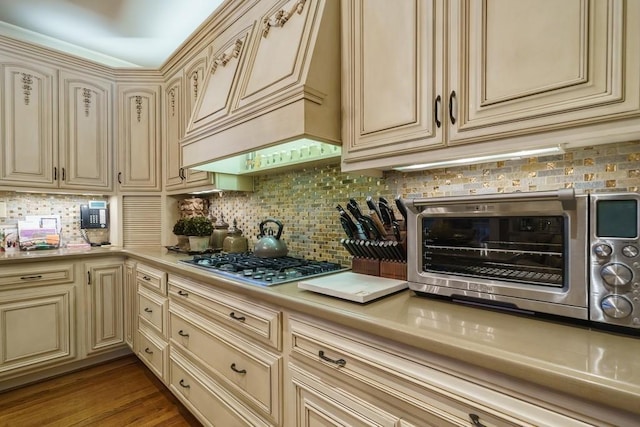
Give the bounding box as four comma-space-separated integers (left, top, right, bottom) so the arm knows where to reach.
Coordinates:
180, 0, 341, 175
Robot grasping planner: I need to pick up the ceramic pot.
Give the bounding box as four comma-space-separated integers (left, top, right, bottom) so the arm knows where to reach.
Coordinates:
176, 235, 190, 251
188, 236, 209, 252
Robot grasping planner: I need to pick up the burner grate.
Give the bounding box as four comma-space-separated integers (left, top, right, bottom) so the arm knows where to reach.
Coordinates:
180, 253, 347, 286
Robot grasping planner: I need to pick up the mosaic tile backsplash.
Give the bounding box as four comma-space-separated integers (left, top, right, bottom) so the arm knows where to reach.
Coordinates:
205, 141, 640, 266
0, 193, 109, 247
1, 141, 638, 265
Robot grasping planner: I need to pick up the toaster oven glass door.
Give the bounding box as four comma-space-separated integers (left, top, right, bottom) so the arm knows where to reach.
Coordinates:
422, 215, 565, 287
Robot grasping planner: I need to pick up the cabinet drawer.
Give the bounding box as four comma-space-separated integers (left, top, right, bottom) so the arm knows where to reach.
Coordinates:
0, 263, 74, 288
169, 349, 271, 427
136, 328, 167, 381
170, 306, 281, 423
137, 285, 167, 338
168, 274, 281, 350
136, 263, 166, 295
288, 315, 594, 427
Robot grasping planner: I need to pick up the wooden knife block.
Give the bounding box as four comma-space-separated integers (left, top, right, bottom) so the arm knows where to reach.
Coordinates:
379, 260, 407, 280
351, 257, 407, 281
351, 257, 380, 276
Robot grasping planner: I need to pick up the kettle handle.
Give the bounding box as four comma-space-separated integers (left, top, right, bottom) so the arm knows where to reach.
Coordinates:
259, 219, 284, 239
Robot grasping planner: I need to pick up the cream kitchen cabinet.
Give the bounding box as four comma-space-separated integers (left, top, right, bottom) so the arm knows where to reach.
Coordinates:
168, 274, 282, 426
58, 70, 113, 192
286, 314, 607, 427
164, 57, 209, 192
341, 0, 640, 171
84, 260, 125, 355
0, 57, 57, 188
0, 55, 113, 192
117, 84, 162, 192
124, 260, 136, 350
135, 262, 168, 382
0, 263, 76, 378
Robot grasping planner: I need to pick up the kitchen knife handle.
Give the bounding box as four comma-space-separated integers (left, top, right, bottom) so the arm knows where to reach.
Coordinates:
395, 195, 408, 221
340, 217, 355, 238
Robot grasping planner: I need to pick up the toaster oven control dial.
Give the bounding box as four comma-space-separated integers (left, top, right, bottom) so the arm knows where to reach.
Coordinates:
622, 245, 639, 258
601, 263, 633, 287
593, 243, 612, 258
601, 295, 633, 319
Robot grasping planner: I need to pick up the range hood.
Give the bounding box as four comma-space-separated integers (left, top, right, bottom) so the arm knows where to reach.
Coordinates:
181, 0, 341, 175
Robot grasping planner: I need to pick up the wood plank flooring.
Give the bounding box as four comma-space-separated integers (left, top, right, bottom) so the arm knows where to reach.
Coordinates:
0, 356, 201, 427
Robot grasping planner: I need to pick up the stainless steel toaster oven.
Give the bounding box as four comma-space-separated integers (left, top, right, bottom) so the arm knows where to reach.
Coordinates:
405, 189, 640, 329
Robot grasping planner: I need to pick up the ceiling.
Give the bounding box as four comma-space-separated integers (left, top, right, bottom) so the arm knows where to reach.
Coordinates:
0, 0, 224, 68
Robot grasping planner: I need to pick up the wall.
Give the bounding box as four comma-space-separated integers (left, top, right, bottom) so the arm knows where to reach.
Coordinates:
205, 141, 640, 266
2, 141, 638, 263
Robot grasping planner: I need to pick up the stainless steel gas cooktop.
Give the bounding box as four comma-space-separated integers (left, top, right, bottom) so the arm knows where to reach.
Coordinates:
180, 253, 348, 286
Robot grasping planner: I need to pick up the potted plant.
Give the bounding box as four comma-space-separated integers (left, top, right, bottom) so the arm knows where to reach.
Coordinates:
183, 216, 214, 252
172, 218, 190, 251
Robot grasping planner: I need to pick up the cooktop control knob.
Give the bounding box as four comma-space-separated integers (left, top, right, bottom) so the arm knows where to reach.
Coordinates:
622, 245, 639, 258
601, 263, 633, 287
594, 244, 612, 258
601, 295, 633, 319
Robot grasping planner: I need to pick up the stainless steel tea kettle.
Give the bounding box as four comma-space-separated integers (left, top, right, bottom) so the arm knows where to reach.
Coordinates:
253, 219, 288, 258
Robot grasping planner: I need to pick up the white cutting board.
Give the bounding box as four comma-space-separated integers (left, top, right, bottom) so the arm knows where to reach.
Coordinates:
298, 271, 407, 303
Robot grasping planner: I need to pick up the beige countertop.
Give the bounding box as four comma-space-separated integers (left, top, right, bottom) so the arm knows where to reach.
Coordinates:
2, 247, 639, 416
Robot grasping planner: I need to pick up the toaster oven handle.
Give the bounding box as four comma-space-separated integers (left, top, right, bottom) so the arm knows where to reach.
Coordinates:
409, 189, 576, 208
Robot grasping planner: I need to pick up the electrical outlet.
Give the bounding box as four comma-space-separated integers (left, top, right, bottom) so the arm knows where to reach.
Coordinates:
0, 201, 6, 218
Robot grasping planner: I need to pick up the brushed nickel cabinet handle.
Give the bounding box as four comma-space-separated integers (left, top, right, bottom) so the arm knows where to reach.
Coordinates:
318, 350, 346, 367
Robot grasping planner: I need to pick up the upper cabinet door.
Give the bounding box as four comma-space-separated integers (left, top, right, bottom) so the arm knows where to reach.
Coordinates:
0, 59, 57, 187
182, 53, 210, 186
117, 85, 162, 192
236, 0, 318, 109
341, 0, 444, 166
448, 0, 640, 143
59, 71, 113, 192
164, 75, 185, 190
187, 26, 254, 133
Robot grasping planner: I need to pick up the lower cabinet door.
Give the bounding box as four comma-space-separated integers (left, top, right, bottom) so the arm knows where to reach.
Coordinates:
0, 285, 75, 375
289, 363, 400, 427
85, 261, 124, 355
169, 349, 272, 427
